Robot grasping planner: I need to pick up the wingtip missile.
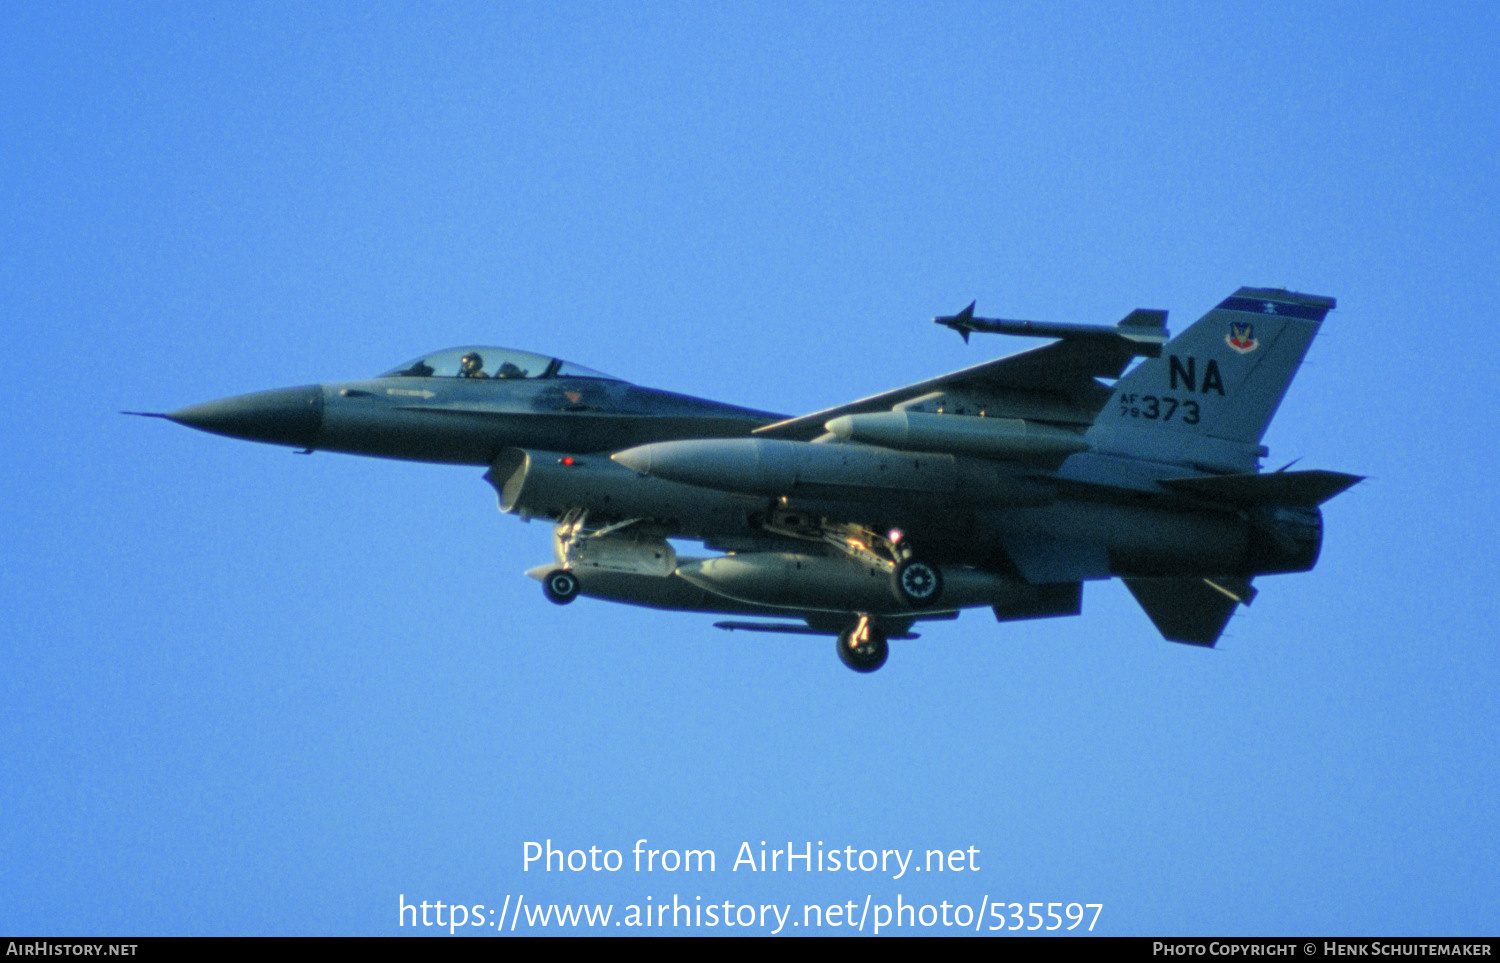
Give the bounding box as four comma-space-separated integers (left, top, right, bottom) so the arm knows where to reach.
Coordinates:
1113, 309, 1170, 356
933, 301, 978, 342
931, 302, 1169, 357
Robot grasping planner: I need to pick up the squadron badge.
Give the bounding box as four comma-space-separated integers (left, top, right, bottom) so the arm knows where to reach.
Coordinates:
1226, 321, 1258, 354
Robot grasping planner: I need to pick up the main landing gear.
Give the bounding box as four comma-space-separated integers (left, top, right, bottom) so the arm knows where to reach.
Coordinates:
891, 557, 943, 608
542, 568, 580, 605
765, 510, 944, 611
836, 616, 889, 673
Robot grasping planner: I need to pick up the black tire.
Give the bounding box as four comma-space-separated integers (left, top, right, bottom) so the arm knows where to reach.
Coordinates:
892, 558, 943, 607
836, 625, 889, 673
542, 568, 580, 605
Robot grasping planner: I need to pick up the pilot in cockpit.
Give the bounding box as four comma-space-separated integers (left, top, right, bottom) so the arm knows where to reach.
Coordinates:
459, 352, 488, 378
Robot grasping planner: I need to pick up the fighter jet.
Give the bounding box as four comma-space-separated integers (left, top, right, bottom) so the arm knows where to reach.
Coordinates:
138, 288, 1359, 673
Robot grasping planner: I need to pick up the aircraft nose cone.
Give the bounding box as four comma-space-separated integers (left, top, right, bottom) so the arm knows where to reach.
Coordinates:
167, 385, 324, 449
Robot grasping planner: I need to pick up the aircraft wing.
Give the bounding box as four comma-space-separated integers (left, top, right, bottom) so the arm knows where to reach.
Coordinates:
752, 337, 1141, 441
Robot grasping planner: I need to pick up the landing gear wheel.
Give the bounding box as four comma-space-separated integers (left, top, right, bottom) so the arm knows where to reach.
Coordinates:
892, 558, 943, 608
836, 623, 889, 673
542, 569, 580, 605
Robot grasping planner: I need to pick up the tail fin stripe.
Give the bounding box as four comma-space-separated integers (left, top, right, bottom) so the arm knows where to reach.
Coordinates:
1215, 296, 1330, 322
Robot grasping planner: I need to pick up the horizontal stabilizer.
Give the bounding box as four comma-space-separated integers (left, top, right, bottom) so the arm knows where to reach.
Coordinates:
1124, 577, 1256, 647
1159, 470, 1363, 507
713, 621, 919, 640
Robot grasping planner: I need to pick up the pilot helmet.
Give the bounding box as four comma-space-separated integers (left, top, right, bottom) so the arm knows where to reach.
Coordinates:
459, 352, 485, 376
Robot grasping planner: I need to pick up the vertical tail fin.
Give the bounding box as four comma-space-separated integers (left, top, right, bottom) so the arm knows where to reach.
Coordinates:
1085, 287, 1334, 473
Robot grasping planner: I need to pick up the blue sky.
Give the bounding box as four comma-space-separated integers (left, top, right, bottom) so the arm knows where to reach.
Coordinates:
3, 1, 1496, 935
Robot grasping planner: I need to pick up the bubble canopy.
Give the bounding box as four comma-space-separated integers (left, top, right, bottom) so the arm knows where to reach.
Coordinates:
380, 346, 620, 381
